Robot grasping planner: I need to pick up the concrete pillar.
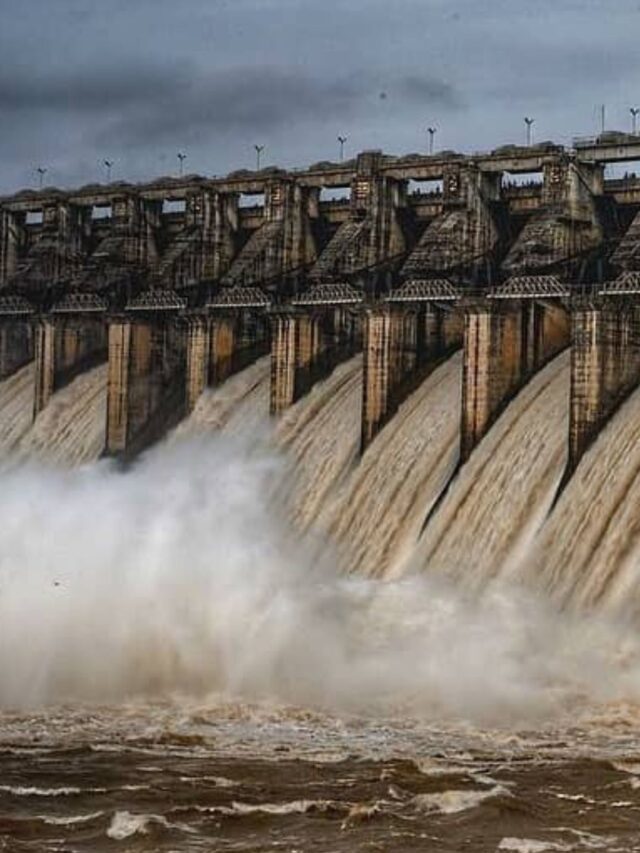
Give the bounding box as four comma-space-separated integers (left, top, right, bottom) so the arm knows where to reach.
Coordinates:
33, 319, 56, 418
269, 310, 322, 415
209, 316, 237, 386
185, 315, 210, 413
460, 301, 524, 461
568, 300, 640, 472
105, 319, 132, 455
461, 300, 569, 461
270, 311, 298, 415
361, 305, 407, 451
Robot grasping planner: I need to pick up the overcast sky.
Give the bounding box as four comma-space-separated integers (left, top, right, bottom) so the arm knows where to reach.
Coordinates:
1, 0, 639, 193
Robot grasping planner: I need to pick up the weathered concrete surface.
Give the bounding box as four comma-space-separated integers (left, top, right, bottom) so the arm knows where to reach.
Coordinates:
361, 303, 462, 451
33, 316, 107, 419
105, 317, 186, 459
0, 320, 33, 380
568, 299, 640, 473
185, 315, 210, 413
269, 308, 360, 416
460, 299, 569, 461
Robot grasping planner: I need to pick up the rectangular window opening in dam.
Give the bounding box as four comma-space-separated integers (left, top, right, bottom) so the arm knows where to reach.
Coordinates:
408, 178, 444, 197
162, 199, 186, 215
501, 171, 543, 189
605, 162, 640, 181
319, 186, 352, 203
238, 193, 265, 209
25, 210, 43, 225
91, 205, 113, 220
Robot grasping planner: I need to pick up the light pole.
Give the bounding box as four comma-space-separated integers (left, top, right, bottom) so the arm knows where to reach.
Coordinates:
524, 117, 535, 146
35, 167, 47, 189
337, 135, 347, 162
103, 159, 113, 182
254, 144, 265, 170
631, 108, 640, 136
427, 127, 437, 155
177, 152, 187, 177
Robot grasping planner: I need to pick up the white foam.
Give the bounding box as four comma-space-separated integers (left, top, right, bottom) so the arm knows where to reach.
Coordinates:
0, 784, 104, 796
40, 810, 103, 826
498, 840, 570, 853
412, 784, 507, 814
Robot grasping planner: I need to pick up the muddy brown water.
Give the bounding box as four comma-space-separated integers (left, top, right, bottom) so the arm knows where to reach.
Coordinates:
3, 701, 640, 852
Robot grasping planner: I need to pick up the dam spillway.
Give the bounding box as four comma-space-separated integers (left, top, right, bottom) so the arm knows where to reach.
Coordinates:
2, 135, 640, 604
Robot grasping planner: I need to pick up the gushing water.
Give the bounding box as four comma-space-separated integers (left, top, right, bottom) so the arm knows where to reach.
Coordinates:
324, 354, 462, 578
176, 356, 271, 439
0, 361, 35, 455
413, 352, 570, 588
524, 381, 640, 615
3, 431, 640, 724
14, 364, 108, 467
276, 356, 362, 529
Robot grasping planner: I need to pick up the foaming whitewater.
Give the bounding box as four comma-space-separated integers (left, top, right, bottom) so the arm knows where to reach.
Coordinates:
14, 364, 108, 467
324, 353, 462, 578
525, 381, 640, 614
413, 352, 570, 588
4, 427, 640, 725
276, 356, 362, 529
0, 361, 35, 454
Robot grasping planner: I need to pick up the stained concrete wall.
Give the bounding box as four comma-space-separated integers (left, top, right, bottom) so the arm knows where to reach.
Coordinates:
568, 299, 640, 473
361, 303, 462, 451
0, 320, 33, 380
270, 307, 361, 416
105, 316, 186, 459
33, 316, 107, 418
460, 299, 569, 461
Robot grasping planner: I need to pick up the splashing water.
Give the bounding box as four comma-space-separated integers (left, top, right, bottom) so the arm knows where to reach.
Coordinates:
2, 431, 640, 724
413, 352, 570, 588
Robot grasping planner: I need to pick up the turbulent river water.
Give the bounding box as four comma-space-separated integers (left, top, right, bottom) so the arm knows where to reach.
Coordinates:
4, 352, 640, 851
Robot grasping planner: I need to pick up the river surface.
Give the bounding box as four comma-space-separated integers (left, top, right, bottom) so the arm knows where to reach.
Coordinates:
4, 701, 640, 852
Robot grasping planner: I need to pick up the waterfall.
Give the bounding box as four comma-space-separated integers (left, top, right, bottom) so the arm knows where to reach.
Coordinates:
176, 356, 271, 439
15, 365, 107, 467
276, 356, 363, 530
413, 352, 570, 589
0, 362, 35, 455
322, 353, 462, 579
523, 381, 640, 615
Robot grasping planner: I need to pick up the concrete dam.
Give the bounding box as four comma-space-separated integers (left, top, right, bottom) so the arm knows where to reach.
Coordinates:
3, 135, 640, 606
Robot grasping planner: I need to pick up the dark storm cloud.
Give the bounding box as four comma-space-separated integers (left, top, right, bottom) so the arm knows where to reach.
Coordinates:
0, 60, 461, 148
0, 0, 639, 191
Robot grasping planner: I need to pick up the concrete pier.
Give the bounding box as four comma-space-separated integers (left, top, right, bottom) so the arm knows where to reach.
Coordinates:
185, 315, 210, 413
460, 299, 569, 461
568, 299, 640, 473
105, 316, 186, 458
32, 316, 107, 419
0, 320, 33, 380
361, 304, 462, 451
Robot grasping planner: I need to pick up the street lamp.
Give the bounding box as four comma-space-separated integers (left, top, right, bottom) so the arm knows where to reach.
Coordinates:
103, 159, 114, 182
337, 135, 347, 162
427, 127, 437, 155
524, 117, 535, 146
631, 108, 640, 136
177, 152, 187, 177
254, 144, 265, 170
35, 167, 47, 189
